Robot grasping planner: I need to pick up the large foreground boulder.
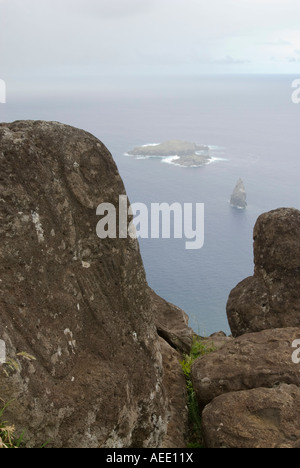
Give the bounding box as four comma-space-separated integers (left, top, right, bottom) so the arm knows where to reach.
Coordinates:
192, 327, 300, 408
227, 208, 300, 337
0, 120, 188, 448
202, 384, 300, 448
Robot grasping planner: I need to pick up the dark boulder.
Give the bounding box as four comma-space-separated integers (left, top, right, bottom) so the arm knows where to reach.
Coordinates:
202, 384, 300, 448
192, 327, 300, 408
227, 208, 300, 337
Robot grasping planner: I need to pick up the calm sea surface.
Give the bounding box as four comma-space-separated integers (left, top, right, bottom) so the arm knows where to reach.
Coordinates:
2, 75, 300, 334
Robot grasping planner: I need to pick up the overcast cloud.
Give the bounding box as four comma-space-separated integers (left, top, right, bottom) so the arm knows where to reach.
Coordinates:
1, 0, 300, 93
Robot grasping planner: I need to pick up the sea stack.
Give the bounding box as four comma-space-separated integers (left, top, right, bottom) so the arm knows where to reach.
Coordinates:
230, 178, 247, 209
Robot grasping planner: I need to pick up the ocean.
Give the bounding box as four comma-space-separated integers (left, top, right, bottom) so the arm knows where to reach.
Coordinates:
2, 74, 300, 335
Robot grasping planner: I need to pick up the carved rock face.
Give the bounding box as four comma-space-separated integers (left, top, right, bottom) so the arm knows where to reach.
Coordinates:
0, 120, 179, 448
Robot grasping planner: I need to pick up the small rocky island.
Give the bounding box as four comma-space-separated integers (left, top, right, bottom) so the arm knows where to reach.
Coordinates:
230, 178, 247, 209
127, 140, 212, 167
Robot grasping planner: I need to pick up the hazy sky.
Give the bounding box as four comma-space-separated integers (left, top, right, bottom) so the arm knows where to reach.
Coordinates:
1, 0, 300, 91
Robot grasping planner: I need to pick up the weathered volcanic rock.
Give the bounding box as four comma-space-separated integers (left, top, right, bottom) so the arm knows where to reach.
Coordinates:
201, 331, 233, 351
253, 208, 300, 274
202, 384, 300, 448
192, 327, 300, 408
0, 121, 188, 448
227, 208, 300, 337
152, 290, 194, 354
158, 338, 188, 449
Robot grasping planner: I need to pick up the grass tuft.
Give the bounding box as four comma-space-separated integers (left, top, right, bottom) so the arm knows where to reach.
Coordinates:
0, 402, 25, 449
180, 336, 215, 448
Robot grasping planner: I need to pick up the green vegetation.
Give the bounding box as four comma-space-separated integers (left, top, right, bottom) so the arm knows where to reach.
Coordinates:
0, 402, 25, 448
0, 352, 39, 448
180, 336, 215, 448
2, 352, 36, 378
